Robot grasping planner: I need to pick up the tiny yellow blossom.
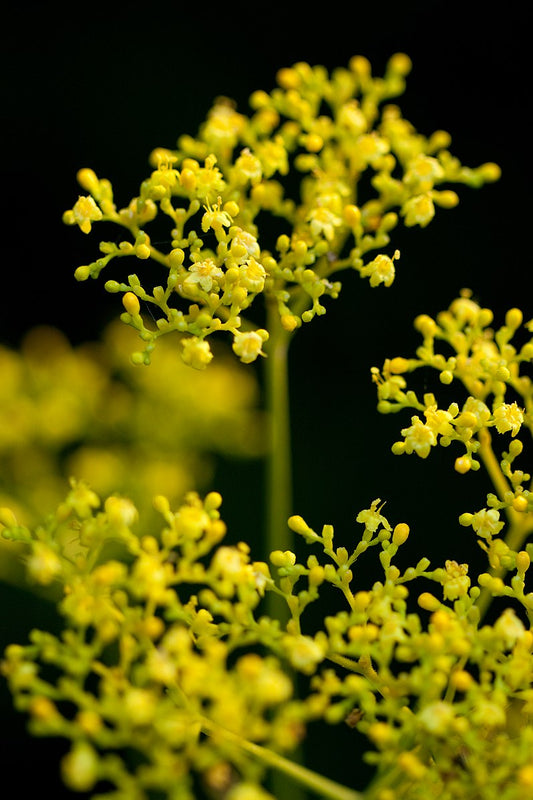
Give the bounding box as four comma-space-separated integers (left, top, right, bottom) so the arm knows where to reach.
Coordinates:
238, 258, 267, 293
441, 560, 470, 600
468, 508, 505, 540
366, 251, 400, 288
63, 195, 103, 234
356, 499, 391, 533
201, 199, 233, 233
233, 148, 263, 185
404, 154, 444, 193
493, 402, 524, 436
400, 415, 436, 458
402, 193, 435, 227
232, 330, 268, 364
184, 258, 224, 294
493, 608, 526, 649
181, 337, 214, 369
283, 634, 326, 674
307, 206, 342, 241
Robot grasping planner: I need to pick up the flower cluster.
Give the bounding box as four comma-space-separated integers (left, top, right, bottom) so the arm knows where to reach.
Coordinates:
2, 486, 533, 799
4, 52, 529, 800
63, 56, 499, 368
0, 487, 302, 800
373, 291, 533, 478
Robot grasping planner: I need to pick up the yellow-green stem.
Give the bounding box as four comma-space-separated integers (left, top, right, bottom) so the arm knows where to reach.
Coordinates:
476, 429, 533, 619
477, 429, 518, 527
265, 300, 293, 579
199, 715, 363, 800
264, 300, 306, 800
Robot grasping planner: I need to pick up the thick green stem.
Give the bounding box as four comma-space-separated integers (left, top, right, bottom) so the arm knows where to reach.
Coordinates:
199, 715, 363, 800
263, 301, 305, 800
265, 301, 293, 561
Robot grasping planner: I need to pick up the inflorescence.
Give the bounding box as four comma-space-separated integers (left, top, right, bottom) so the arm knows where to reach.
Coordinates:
63, 54, 498, 368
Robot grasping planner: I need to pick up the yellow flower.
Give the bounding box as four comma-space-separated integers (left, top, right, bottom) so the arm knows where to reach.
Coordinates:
402, 193, 435, 227
211, 545, 254, 584
404, 154, 444, 193
233, 148, 263, 185
255, 136, 289, 177
192, 155, 226, 201
470, 508, 505, 540
424, 405, 455, 437
307, 206, 342, 241
493, 608, 527, 649
201, 101, 247, 150
366, 251, 400, 288
462, 397, 491, 427
184, 258, 224, 294
238, 258, 266, 293
356, 499, 391, 533
493, 402, 524, 436
232, 330, 268, 364
441, 560, 470, 600
400, 415, 437, 458
180, 337, 214, 370
283, 634, 326, 674
229, 228, 261, 262
63, 195, 103, 234
201, 199, 233, 233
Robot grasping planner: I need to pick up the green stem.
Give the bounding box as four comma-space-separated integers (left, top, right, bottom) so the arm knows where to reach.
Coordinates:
476, 429, 533, 619
265, 299, 293, 561
263, 300, 305, 800
477, 429, 518, 527
199, 715, 363, 800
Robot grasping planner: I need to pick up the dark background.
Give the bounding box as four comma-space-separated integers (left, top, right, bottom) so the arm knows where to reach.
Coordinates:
1, 1, 531, 796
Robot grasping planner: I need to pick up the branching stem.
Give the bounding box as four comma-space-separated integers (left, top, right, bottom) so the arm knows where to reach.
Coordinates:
199, 715, 364, 800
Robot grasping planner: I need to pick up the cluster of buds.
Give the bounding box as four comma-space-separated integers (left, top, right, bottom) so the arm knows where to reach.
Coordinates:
373, 291, 532, 477
63, 56, 499, 368
2, 484, 533, 798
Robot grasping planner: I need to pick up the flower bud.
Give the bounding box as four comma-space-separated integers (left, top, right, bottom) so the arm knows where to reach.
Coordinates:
122, 292, 141, 315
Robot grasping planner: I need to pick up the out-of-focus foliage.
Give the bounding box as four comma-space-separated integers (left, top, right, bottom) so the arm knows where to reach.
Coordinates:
0, 322, 263, 583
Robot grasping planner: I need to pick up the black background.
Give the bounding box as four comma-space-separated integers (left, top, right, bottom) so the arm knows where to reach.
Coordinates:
1, 1, 531, 796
